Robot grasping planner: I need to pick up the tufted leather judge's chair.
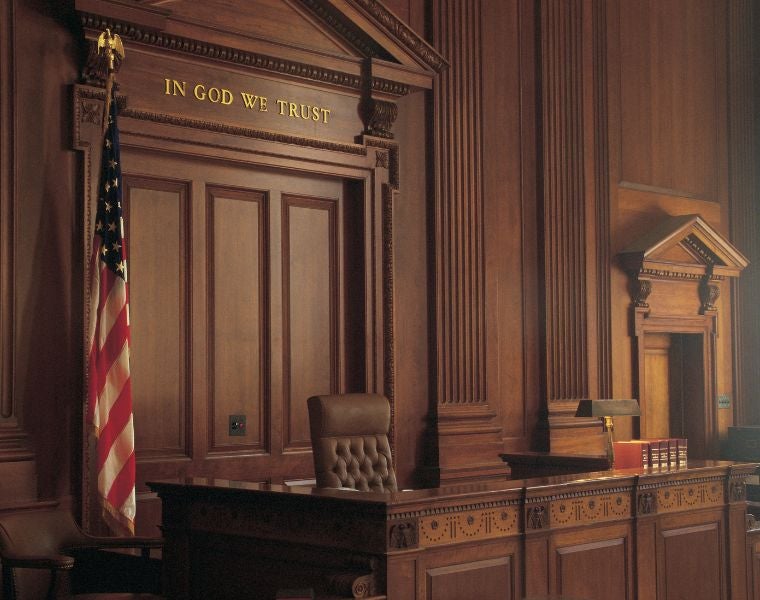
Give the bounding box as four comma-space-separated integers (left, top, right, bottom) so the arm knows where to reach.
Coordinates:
307, 393, 398, 492
0, 508, 163, 599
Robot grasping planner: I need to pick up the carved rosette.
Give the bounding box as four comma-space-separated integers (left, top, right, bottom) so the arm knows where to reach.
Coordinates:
360, 98, 398, 139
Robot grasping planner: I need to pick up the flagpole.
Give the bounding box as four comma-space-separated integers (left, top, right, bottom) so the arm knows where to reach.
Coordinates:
97, 28, 124, 132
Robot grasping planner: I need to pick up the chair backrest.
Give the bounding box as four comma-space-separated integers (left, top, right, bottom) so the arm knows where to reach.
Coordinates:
0, 509, 87, 599
307, 393, 397, 492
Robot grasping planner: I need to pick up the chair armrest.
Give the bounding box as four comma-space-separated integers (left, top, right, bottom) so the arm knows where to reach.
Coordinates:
1, 552, 75, 570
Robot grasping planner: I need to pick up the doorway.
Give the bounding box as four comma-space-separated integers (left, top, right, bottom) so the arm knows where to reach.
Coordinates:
642, 333, 707, 457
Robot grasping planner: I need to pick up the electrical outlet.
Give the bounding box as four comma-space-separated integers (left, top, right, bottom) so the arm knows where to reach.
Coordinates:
229, 414, 247, 436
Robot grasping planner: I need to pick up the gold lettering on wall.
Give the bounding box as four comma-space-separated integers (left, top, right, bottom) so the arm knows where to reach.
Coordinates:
163, 78, 331, 125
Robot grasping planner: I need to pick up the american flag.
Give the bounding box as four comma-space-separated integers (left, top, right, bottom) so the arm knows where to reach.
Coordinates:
86, 90, 135, 534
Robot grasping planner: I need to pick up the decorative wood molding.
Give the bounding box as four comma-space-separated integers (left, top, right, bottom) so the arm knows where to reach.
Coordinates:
348, 0, 447, 72
79, 14, 365, 92
381, 183, 395, 447
387, 519, 417, 549
549, 491, 630, 529
592, 0, 612, 397
418, 506, 520, 547
727, 0, 760, 424
360, 97, 398, 139
433, 0, 486, 407
78, 1, 443, 95
619, 214, 749, 282
525, 504, 549, 530
0, 0, 33, 464
0, 0, 13, 422
636, 491, 656, 516
539, 0, 589, 403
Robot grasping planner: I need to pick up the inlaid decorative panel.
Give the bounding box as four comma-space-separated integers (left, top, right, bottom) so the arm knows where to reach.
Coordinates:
419, 506, 520, 547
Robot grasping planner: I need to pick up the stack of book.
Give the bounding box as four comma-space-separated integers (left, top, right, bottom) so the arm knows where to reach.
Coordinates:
613, 438, 687, 469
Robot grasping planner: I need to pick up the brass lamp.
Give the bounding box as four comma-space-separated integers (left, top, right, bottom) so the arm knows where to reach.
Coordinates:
575, 399, 641, 466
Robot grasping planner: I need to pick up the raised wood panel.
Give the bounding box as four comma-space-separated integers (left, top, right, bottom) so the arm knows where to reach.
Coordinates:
659, 522, 723, 600
282, 195, 338, 450
124, 176, 189, 455
208, 186, 268, 452
555, 538, 629, 600
427, 556, 513, 600
618, 0, 723, 200
482, 0, 539, 448
643, 333, 671, 439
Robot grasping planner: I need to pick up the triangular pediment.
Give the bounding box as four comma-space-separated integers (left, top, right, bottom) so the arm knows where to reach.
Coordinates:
77, 0, 445, 90
619, 214, 749, 278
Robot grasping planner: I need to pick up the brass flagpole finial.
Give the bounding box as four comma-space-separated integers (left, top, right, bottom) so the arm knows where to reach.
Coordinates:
96, 28, 125, 131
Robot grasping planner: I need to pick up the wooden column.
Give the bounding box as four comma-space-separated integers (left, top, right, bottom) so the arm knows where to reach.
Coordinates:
538, 0, 609, 452
431, 0, 506, 482
728, 0, 760, 426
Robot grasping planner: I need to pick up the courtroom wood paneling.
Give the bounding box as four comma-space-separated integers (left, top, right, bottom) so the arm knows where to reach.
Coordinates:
536, 0, 619, 453
606, 0, 742, 456
617, 0, 724, 201
481, 0, 541, 455
282, 193, 339, 450
554, 535, 630, 600
643, 333, 672, 439
728, 0, 760, 427
430, 0, 511, 484
658, 520, 724, 600
207, 186, 268, 453
124, 176, 189, 457
426, 556, 513, 600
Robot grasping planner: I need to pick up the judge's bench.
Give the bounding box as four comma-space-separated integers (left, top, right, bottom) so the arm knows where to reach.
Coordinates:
149, 460, 755, 600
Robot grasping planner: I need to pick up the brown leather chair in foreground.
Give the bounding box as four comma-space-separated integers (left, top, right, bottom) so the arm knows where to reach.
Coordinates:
0, 508, 163, 599
307, 393, 398, 492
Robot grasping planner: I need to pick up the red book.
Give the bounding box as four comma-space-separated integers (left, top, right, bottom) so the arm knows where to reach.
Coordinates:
643, 439, 668, 468
613, 441, 651, 468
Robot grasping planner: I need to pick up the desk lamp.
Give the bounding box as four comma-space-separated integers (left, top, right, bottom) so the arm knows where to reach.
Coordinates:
575, 399, 641, 466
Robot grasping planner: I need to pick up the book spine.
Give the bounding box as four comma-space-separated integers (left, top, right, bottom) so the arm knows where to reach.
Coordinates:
641, 443, 650, 468
677, 438, 688, 464
668, 439, 678, 466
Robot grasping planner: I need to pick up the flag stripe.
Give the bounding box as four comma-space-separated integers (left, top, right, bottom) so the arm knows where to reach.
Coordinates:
96, 378, 133, 471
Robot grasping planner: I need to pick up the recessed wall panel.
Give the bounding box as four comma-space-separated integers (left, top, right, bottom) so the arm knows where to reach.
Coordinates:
618, 0, 720, 199
125, 178, 188, 454
208, 186, 268, 451
282, 195, 337, 450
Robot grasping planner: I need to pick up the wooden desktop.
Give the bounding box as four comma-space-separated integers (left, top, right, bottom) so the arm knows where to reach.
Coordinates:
149, 461, 755, 600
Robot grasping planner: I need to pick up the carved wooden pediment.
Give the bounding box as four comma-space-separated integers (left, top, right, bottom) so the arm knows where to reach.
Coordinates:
75, 0, 446, 93
618, 214, 748, 313
619, 214, 748, 280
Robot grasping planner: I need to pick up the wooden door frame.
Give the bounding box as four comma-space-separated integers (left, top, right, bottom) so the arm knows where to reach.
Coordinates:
633, 309, 718, 457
